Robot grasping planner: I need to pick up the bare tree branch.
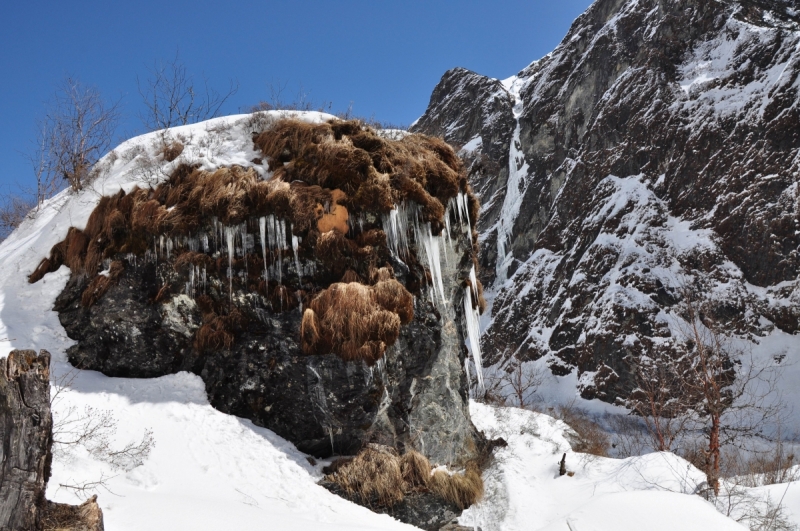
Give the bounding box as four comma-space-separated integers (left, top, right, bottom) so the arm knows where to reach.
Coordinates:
138, 51, 239, 131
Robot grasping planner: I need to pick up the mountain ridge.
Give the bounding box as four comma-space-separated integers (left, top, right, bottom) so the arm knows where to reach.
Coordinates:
412, 0, 800, 403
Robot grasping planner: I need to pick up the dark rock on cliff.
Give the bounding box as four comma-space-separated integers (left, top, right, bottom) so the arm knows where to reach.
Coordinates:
414, 0, 800, 403
0, 349, 104, 531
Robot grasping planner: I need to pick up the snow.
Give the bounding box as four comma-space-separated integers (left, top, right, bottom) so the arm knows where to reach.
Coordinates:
463, 402, 749, 531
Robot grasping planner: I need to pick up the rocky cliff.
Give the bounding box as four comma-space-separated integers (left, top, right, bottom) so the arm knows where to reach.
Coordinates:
30, 116, 488, 470
413, 0, 800, 402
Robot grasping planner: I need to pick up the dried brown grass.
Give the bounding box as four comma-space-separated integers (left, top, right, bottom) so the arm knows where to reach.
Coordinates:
254, 118, 470, 233
160, 141, 184, 162
326, 447, 483, 509
194, 308, 244, 353
326, 446, 405, 507
429, 464, 484, 509
303, 280, 413, 364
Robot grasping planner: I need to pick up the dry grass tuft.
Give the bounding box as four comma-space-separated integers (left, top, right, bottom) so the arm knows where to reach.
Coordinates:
160, 141, 184, 162
326, 446, 405, 507
326, 446, 483, 509
303, 280, 413, 364
429, 464, 484, 510
194, 308, 244, 353
399, 450, 431, 489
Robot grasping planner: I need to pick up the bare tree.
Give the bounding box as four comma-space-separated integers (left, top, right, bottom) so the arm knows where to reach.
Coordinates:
138, 52, 239, 131
0, 192, 35, 241
41, 77, 121, 191
629, 348, 694, 453
484, 360, 546, 408
629, 287, 784, 497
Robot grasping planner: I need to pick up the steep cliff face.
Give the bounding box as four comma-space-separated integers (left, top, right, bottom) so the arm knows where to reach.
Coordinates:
31, 115, 487, 467
413, 0, 800, 402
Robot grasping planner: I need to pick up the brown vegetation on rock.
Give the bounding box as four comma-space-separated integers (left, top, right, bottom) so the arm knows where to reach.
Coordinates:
81, 260, 125, 307
325, 446, 483, 509
302, 280, 413, 364
30, 117, 478, 365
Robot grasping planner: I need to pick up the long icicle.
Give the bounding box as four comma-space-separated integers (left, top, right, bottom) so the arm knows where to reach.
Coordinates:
464, 265, 484, 393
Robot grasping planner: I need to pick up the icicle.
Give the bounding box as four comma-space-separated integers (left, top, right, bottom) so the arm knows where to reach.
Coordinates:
225, 226, 236, 302
416, 222, 446, 305
292, 232, 302, 282
464, 357, 471, 397
259, 217, 268, 282
463, 266, 484, 393
382, 204, 410, 257
457, 192, 471, 230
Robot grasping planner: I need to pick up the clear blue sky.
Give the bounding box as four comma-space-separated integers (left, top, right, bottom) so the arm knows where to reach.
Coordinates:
0, 0, 593, 196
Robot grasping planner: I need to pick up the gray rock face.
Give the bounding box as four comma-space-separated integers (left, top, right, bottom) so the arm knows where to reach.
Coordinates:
413, 0, 800, 402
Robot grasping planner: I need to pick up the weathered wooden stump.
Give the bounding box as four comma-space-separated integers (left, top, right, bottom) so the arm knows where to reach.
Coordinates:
0, 349, 104, 531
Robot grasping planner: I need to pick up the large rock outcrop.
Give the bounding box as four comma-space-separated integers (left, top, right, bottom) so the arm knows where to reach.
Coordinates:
413, 0, 800, 402
34, 118, 488, 468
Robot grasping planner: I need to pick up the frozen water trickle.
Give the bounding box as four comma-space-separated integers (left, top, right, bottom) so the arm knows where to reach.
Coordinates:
416, 222, 446, 306
259, 217, 268, 283
292, 232, 302, 282
464, 266, 484, 393
225, 225, 236, 302
382, 205, 410, 257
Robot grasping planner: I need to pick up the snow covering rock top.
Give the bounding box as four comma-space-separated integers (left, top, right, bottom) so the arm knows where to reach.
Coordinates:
412, 0, 800, 407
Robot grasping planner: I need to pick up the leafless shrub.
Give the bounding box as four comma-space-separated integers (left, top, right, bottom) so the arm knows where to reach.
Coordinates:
606, 413, 649, 458
138, 51, 238, 131
0, 193, 35, 241
483, 360, 546, 408
51, 367, 155, 480
39, 77, 122, 191
52, 404, 154, 471
555, 402, 610, 457
722, 443, 799, 488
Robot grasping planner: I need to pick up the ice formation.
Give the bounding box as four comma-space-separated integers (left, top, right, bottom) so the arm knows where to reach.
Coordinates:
464, 265, 484, 393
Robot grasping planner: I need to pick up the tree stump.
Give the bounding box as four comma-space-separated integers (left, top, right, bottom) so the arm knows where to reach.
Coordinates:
0, 349, 104, 531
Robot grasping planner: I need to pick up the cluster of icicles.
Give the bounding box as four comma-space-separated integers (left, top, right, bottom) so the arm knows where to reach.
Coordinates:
144, 191, 484, 393
146, 215, 305, 305
381, 192, 485, 393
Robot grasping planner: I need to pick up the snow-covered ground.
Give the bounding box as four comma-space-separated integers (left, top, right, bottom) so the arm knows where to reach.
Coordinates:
463, 402, 800, 531
0, 112, 797, 530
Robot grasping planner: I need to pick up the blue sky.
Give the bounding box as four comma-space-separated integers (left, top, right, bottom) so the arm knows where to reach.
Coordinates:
0, 0, 592, 195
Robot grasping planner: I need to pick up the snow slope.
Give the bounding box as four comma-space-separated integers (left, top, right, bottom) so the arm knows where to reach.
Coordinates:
464, 402, 762, 531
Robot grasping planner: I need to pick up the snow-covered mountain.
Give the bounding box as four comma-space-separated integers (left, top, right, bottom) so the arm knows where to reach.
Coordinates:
413, 0, 800, 405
